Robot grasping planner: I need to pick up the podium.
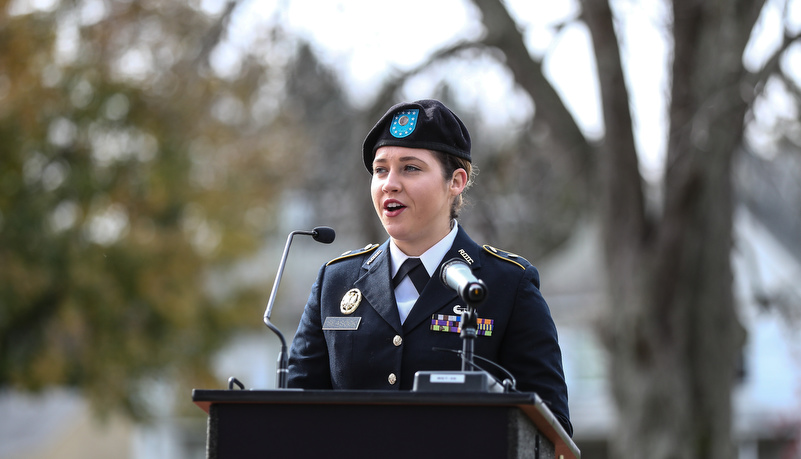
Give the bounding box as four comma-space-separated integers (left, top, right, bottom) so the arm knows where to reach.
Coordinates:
192, 389, 579, 459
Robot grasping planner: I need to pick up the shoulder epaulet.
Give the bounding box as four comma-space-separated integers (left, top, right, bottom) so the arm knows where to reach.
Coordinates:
326, 243, 380, 266
482, 245, 527, 270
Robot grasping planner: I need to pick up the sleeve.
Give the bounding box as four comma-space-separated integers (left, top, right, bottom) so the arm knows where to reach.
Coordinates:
287, 264, 333, 389
500, 265, 573, 437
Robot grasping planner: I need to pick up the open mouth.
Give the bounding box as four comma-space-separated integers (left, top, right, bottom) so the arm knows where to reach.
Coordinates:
384, 200, 406, 214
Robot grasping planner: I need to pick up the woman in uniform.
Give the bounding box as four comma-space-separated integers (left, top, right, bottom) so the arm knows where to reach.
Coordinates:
287, 99, 572, 436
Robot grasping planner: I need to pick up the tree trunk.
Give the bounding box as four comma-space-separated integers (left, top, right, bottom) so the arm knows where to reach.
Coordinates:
471, 0, 765, 456
585, 0, 761, 457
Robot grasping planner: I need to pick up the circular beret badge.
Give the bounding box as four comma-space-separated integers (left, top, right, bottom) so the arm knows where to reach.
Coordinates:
389, 109, 419, 138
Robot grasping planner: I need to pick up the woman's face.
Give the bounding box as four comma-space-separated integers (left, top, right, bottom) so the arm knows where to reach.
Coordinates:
371, 146, 466, 256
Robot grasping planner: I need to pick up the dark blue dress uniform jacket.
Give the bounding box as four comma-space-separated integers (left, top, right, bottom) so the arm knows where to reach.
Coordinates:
287, 226, 572, 436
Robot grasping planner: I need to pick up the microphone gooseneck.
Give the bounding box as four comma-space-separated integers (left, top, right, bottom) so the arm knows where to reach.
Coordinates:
263, 226, 336, 389
439, 258, 488, 372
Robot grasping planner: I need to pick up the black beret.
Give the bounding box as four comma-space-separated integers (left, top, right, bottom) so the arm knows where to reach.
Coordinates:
362, 99, 471, 173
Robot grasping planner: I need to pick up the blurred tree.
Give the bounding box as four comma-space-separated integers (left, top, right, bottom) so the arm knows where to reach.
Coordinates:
0, 0, 315, 418
365, 0, 798, 457
279, 43, 381, 242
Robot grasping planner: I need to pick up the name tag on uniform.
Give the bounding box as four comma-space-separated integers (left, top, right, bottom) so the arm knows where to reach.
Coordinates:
323, 316, 361, 330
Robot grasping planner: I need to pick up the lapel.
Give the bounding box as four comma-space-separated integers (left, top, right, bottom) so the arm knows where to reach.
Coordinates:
353, 241, 403, 334
402, 227, 484, 333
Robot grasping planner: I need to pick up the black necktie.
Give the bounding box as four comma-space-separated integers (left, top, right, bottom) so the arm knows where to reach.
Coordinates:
393, 258, 430, 293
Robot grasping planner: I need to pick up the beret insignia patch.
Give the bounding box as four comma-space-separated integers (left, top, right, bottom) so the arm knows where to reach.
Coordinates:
390, 109, 418, 138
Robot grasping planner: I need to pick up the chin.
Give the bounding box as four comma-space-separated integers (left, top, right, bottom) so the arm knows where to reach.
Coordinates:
383, 227, 406, 240
383, 225, 412, 242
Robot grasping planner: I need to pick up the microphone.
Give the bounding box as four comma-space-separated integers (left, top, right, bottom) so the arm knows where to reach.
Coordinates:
440, 258, 487, 305
311, 226, 336, 244
263, 226, 335, 389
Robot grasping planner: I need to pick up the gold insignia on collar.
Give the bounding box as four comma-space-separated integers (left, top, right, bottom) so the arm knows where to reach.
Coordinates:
340, 288, 362, 315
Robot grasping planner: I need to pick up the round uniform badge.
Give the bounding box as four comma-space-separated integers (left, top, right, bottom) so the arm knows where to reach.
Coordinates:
340, 288, 362, 315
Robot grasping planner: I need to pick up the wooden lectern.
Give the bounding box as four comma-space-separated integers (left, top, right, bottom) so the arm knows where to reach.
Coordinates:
192, 389, 579, 459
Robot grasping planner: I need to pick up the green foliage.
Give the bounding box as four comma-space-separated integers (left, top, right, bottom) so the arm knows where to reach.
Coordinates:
0, 0, 301, 418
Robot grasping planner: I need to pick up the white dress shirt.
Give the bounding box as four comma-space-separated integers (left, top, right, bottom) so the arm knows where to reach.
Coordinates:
389, 221, 459, 324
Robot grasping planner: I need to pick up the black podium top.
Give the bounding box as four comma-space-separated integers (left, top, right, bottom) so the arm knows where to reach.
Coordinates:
192, 389, 579, 459
193, 388, 539, 411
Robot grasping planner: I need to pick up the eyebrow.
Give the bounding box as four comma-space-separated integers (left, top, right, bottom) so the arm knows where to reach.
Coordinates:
373, 155, 427, 164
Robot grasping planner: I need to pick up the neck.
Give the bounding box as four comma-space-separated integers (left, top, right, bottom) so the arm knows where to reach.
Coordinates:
393, 219, 455, 257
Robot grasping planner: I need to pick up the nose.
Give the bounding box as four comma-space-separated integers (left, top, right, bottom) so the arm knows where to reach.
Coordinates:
382, 169, 401, 193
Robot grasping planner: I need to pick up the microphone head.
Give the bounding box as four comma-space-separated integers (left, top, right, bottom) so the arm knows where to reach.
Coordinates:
440, 258, 468, 286
312, 226, 336, 244
465, 280, 487, 303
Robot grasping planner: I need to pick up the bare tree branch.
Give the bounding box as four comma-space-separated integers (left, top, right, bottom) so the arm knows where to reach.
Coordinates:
746, 29, 801, 98
195, 0, 239, 69
579, 0, 648, 256
778, 68, 801, 103
471, 0, 596, 182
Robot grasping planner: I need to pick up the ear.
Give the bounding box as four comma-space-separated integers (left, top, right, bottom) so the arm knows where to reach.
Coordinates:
449, 168, 468, 196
